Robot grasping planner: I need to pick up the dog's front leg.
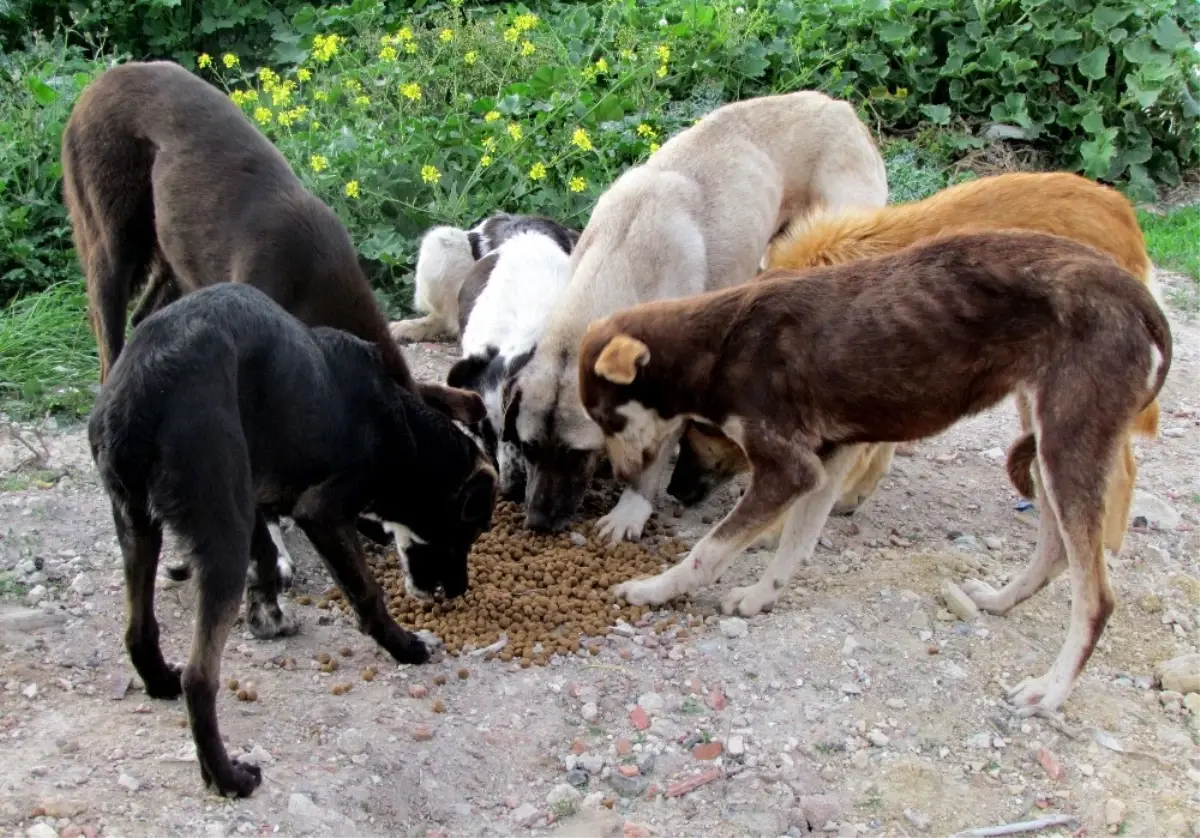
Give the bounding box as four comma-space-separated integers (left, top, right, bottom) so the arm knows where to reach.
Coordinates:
598, 424, 685, 544
720, 445, 861, 616
613, 450, 817, 607
292, 479, 431, 665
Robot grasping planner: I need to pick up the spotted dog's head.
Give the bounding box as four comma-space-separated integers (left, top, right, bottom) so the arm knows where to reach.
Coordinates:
577, 321, 683, 483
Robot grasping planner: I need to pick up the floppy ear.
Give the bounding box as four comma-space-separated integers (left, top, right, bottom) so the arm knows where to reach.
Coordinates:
500, 379, 522, 444
460, 467, 497, 525
418, 382, 487, 425
593, 334, 650, 385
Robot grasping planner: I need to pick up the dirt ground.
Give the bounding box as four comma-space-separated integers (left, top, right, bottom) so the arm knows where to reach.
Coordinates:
1, 271, 1198, 838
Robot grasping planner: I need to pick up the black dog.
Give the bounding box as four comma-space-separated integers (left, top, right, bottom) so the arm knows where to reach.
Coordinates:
89, 284, 497, 799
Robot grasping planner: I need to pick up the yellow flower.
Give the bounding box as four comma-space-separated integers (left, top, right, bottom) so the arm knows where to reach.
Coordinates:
569, 176, 587, 193
344, 78, 361, 92
529, 162, 547, 181
507, 122, 523, 141
314, 90, 328, 102
276, 110, 295, 127
480, 154, 493, 167
595, 57, 608, 73
297, 68, 312, 82
253, 106, 272, 125
379, 45, 398, 62
271, 79, 296, 107
421, 164, 441, 185
572, 128, 593, 152
310, 154, 329, 172
482, 136, 497, 151
620, 48, 635, 60
197, 53, 212, 69
354, 95, 370, 107
400, 83, 421, 101
656, 64, 668, 78
649, 142, 660, 153
397, 26, 414, 42
503, 27, 519, 43
344, 180, 360, 199
655, 44, 670, 62
514, 12, 539, 31
636, 123, 656, 139
464, 50, 477, 65
404, 41, 418, 55
439, 28, 453, 42
230, 90, 249, 106
521, 40, 535, 56
288, 105, 309, 122
312, 33, 341, 63
257, 67, 279, 88
222, 53, 239, 68
484, 110, 500, 123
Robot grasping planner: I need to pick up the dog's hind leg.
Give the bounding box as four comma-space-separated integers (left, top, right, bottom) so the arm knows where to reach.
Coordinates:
599, 424, 685, 543
720, 445, 861, 616
113, 499, 181, 699
244, 512, 300, 640
292, 475, 431, 665
1003, 406, 1119, 713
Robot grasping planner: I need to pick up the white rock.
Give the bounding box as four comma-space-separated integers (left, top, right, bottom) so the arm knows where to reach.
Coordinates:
868, 729, 889, 747
24, 585, 47, 605
719, 617, 749, 639
26, 825, 58, 838
649, 717, 681, 740
1105, 798, 1127, 829
1157, 653, 1200, 694
904, 809, 932, 832
1130, 490, 1181, 530
966, 732, 992, 749
336, 728, 368, 756
510, 803, 541, 827
841, 683, 863, 695
842, 636, 858, 656
982, 447, 1005, 461
728, 735, 746, 756
580, 701, 599, 723
70, 573, 96, 596
983, 536, 1004, 551
885, 698, 907, 710
117, 771, 140, 792
240, 744, 274, 767
22, 682, 38, 700
612, 621, 636, 638
546, 783, 582, 815
637, 692, 664, 715
578, 752, 605, 774
940, 579, 979, 622
581, 791, 606, 810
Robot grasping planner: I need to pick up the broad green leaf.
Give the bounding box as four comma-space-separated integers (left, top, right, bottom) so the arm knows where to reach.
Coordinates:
1150, 15, 1190, 51
1079, 127, 1117, 179
734, 51, 771, 78
26, 77, 57, 106
1122, 36, 1167, 65
876, 21, 915, 44
1125, 74, 1163, 108
1076, 45, 1110, 80
919, 103, 952, 125
1047, 45, 1082, 65
1081, 110, 1105, 134
1089, 6, 1131, 32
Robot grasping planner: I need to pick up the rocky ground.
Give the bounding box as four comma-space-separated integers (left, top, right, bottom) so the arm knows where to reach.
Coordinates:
1, 271, 1198, 838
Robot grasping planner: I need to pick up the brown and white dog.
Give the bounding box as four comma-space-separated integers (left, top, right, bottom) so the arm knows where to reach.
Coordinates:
502, 90, 889, 538
578, 230, 1171, 713
666, 172, 1163, 556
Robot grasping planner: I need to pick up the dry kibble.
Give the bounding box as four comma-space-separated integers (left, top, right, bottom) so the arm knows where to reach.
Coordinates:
236, 689, 250, 701
296, 595, 312, 606
432, 674, 447, 687
457, 668, 470, 680
362, 667, 377, 682
339, 646, 354, 658
316, 652, 330, 665
226, 678, 239, 691
431, 699, 446, 713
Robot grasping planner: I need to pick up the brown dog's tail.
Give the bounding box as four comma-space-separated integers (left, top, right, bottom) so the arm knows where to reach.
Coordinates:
1006, 433, 1038, 500
1135, 284, 1173, 421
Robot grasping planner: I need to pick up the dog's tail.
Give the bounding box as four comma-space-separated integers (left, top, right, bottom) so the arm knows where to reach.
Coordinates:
1006, 433, 1038, 500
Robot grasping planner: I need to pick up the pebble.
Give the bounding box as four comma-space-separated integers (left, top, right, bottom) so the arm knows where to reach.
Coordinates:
1130, 490, 1181, 530
546, 783, 582, 815
26, 825, 57, 838
904, 809, 931, 832
1183, 693, 1200, 716
885, 698, 906, 710
25, 585, 48, 605
719, 617, 749, 639
240, 744, 274, 767
581, 702, 599, 723
727, 735, 746, 756
565, 768, 589, 788
70, 573, 95, 596
840, 683, 862, 696
983, 535, 1004, 550
940, 580, 979, 622
579, 752, 606, 775
1037, 748, 1065, 781
967, 733, 991, 749
637, 692, 665, 715
649, 718, 681, 740
510, 803, 541, 827
623, 823, 652, 838
609, 771, 650, 797
336, 728, 368, 756
841, 636, 858, 656
1157, 653, 1200, 694
693, 741, 723, 760
867, 729, 889, 747
952, 534, 981, 552
22, 682, 39, 700
706, 688, 727, 711
411, 724, 435, 741
117, 772, 140, 792
582, 791, 606, 810
1105, 798, 1127, 832
630, 706, 650, 730
408, 684, 429, 699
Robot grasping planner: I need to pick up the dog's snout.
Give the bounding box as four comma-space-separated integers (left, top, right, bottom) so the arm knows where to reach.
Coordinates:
524, 507, 567, 533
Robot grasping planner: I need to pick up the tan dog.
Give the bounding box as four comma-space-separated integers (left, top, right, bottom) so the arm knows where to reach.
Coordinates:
667, 171, 1162, 555
578, 230, 1171, 713
501, 90, 889, 539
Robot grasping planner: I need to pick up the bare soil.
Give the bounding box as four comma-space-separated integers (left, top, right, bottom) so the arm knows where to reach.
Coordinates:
2, 272, 1198, 838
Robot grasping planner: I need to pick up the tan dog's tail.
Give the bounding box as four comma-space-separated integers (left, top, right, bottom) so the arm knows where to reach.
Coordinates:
1006, 433, 1038, 500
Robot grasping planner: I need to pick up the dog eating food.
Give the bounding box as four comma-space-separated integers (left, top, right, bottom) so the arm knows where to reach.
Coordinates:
501, 89, 889, 541
579, 230, 1171, 713
89, 284, 496, 798
667, 171, 1162, 557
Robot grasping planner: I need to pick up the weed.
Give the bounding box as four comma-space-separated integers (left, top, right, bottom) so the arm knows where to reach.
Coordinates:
1139, 205, 1200, 282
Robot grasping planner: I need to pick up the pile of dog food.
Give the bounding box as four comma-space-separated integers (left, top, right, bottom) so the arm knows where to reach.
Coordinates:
324, 491, 692, 666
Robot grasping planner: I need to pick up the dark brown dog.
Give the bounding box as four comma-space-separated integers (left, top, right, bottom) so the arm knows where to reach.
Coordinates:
60, 59, 481, 423
578, 230, 1171, 714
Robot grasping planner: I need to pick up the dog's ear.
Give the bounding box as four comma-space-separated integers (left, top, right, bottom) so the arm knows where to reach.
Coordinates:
501, 379, 522, 444
460, 467, 497, 524
418, 382, 487, 425
594, 334, 650, 385
446, 355, 489, 390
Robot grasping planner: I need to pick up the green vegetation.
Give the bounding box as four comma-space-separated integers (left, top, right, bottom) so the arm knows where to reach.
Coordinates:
0, 0, 1197, 421
1139, 205, 1200, 282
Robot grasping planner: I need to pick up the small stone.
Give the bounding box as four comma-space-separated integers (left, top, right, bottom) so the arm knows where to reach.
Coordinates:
1183, 693, 1200, 715
615, 738, 633, 756
719, 617, 749, 639
665, 767, 723, 797
510, 803, 541, 827
885, 698, 906, 710
431, 699, 446, 713
337, 728, 368, 756
22, 682, 38, 700
609, 771, 650, 797
649, 717, 681, 740
706, 688, 727, 711
867, 729, 889, 747
582, 791, 606, 810
727, 735, 746, 757
841, 636, 858, 656
580, 701, 599, 723
907, 609, 932, 630
117, 772, 140, 792
1105, 799, 1127, 832
983, 536, 1004, 551
693, 741, 723, 760
940, 580, 979, 622
26, 825, 58, 838
967, 732, 992, 749
25, 585, 48, 605
623, 822, 652, 838
241, 744, 274, 767
840, 683, 862, 695
1130, 491, 1181, 530
637, 692, 664, 715
546, 783, 582, 816
904, 809, 931, 832
411, 724, 435, 742
850, 750, 869, 769
617, 765, 640, 778
70, 573, 95, 597
1037, 748, 1064, 781
408, 684, 428, 699
1157, 653, 1200, 694
630, 706, 650, 730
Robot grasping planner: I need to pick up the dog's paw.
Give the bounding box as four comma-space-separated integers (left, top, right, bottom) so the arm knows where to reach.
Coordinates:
246, 596, 301, 640
720, 583, 778, 617
276, 554, 294, 590
597, 492, 653, 544
383, 628, 437, 665
204, 758, 263, 799
960, 579, 1010, 615
612, 576, 671, 607
144, 662, 184, 700
1006, 672, 1071, 715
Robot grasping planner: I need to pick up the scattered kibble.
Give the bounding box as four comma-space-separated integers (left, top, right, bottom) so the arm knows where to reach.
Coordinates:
456, 668, 470, 680
339, 646, 354, 658
362, 667, 377, 682
431, 699, 446, 713
432, 674, 447, 687
226, 678, 239, 691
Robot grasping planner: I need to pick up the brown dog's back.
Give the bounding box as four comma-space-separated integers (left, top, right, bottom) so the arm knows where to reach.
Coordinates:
62, 60, 415, 391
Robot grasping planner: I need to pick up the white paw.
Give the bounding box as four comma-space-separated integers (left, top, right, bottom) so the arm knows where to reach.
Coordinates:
720, 583, 779, 617
597, 492, 653, 544
960, 579, 1006, 614
388, 320, 424, 343
276, 553, 294, 589
1006, 672, 1070, 713
612, 575, 673, 607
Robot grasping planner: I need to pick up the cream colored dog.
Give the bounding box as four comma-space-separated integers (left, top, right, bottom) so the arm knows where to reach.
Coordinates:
500, 90, 890, 540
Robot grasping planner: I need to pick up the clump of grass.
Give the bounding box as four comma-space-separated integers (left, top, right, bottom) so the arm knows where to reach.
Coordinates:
0, 279, 96, 420
1138, 206, 1200, 282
